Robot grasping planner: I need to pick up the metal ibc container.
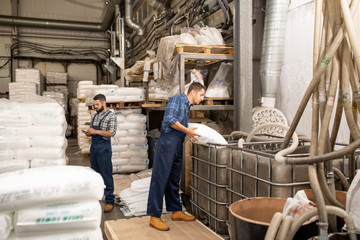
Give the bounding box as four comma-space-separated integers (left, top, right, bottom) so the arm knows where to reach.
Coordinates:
227, 141, 350, 204
191, 142, 230, 234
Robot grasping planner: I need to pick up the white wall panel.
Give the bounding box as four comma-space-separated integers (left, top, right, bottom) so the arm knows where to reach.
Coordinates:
277, 0, 350, 144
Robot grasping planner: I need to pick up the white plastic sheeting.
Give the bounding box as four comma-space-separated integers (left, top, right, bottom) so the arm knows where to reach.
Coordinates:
346, 171, 360, 231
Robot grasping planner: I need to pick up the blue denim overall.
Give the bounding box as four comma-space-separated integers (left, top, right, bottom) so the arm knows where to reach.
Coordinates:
147, 108, 189, 217
90, 111, 115, 204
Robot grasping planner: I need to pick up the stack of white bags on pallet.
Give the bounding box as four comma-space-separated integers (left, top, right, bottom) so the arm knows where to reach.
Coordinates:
0, 96, 67, 173
120, 177, 162, 216
76, 81, 94, 154
42, 91, 67, 111
15, 69, 44, 95
112, 109, 148, 173
0, 166, 104, 240
93, 85, 145, 102
46, 72, 68, 84
8, 82, 38, 101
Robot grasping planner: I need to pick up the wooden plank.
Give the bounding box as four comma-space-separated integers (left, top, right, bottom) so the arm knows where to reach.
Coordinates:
174, 44, 234, 56
104, 214, 222, 240
105, 221, 119, 240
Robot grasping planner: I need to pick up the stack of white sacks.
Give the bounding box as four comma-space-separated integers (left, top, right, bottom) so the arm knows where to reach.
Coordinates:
0, 166, 104, 240
15, 69, 44, 94
0, 96, 67, 173
46, 72, 69, 104
46, 72, 68, 84
112, 108, 148, 173
76, 81, 94, 154
120, 176, 173, 216
93, 85, 145, 102
42, 91, 67, 111
8, 82, 38, 101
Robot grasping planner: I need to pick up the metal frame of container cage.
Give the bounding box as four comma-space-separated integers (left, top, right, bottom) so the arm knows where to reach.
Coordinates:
190, 142, 234, 235
226, 141, 358, 203
189, 138, 358, 236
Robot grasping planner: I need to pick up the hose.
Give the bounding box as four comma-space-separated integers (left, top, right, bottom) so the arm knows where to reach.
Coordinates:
275, 215, 293, 240
339, 0, 360, 77
216, 0, 228, 29
265, 212, 283, 240
286, 205, 357, 240
280, 0, 359, 150
333, 167, 350, 190
279, 138, 360, 165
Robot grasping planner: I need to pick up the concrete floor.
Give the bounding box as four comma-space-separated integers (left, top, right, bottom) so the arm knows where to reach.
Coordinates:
66, 137, 129, 240
66, 137, 196, 240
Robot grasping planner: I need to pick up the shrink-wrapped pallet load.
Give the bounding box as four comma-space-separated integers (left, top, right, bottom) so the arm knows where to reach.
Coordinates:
112, 109, 148, 173
0, 166, 104, 240
0, 96, 67, 172
8, 83, 38, 101
76, 81, 94, 154
46, 72, 68, 85
15, 69, 44, 94
42, 91, 67, 111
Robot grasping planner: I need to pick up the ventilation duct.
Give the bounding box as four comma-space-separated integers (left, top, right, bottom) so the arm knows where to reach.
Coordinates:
252, 0, 289, 136
260, 0, 289, 108
125, 0, 144, 36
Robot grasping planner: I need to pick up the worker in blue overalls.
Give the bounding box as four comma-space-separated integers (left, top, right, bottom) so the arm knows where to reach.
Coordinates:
147, 82, 206, 231
82, 94, 117, 212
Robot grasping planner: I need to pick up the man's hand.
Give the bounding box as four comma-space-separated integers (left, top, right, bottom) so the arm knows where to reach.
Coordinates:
81, 129, 91, 136
86, 128, 98, 136
186, 127, 200, 141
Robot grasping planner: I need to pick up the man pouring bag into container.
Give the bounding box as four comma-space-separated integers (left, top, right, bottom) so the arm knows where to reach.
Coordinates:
147, 82, 206, 231
82, 94, 117, 212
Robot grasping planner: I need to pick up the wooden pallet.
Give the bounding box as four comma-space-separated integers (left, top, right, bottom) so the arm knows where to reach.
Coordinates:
78, 97, 86, 103
88, 101, 145, 110
175, 44, 234, 56
142, 99, 167, 108
46, 82, 67, 86
105, 214, 222, 240
201, 97, 233, 105
142, 98, 233, 108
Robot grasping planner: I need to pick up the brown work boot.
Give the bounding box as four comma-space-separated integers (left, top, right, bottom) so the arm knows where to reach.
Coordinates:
104, 204, 114, 212
149, 216, 170, 231
171, 211, 196, 221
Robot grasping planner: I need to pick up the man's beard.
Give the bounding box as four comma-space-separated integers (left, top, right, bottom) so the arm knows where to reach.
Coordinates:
96, 105, 104, 113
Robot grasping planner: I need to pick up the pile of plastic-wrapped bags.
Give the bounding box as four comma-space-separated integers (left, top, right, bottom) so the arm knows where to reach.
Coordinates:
0, 96, 68, 173
0, 166, 104, 239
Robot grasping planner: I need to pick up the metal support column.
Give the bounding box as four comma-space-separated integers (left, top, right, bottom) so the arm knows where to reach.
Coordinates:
11, 0, 19, 82
234, 0, 253, 131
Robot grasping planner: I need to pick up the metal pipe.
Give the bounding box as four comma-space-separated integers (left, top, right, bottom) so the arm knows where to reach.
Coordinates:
125, 0, 144, 36
115, 4, 120, 38
233, 0, 253, 132
0, 0, 119, 31
0, 32, 109, 42
260, 0, 289, 107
